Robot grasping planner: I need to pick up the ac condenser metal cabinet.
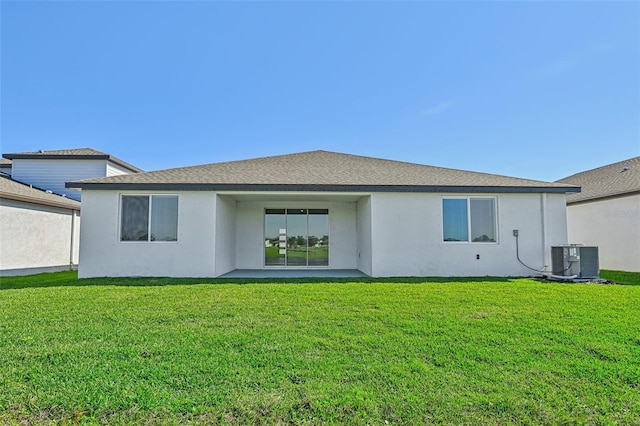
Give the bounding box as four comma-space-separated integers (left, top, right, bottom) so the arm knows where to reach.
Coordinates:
551, 246, 599, 279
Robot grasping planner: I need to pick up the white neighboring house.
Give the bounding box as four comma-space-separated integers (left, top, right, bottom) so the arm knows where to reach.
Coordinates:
68, 150, 580, 278
0, 175, 81, 276
3, 148, 143, 201
557, 157, 640, 272
0, 147, 142, 276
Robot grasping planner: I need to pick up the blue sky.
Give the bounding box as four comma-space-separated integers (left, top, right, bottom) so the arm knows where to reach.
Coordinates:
2, 1, 638, 182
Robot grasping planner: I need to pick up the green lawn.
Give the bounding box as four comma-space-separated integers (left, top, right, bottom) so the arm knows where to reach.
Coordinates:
601, 269, 640, 286
1, 272, 639, 425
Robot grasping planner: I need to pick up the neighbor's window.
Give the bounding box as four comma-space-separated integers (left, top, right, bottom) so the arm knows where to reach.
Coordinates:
121, 195, 178, 242
443, 197, 496, 242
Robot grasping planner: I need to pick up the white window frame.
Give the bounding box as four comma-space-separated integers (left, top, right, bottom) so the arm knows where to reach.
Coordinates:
442, 196, 498, 244
119, 194, 179, 243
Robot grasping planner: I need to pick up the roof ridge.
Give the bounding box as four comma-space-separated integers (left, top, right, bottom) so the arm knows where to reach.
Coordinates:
67, 149, 578, 191
141, 149, 567, 186
297, 150, 577, 186
3, 147, 104, 155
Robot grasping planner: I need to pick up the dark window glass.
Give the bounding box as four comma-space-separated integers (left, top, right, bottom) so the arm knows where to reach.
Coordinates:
121, 196, 149, 241
121, 195, 178, 242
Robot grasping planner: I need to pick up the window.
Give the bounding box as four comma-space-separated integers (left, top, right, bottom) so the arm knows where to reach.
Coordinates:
121, 195, 178, 242
443, 198, 496, 243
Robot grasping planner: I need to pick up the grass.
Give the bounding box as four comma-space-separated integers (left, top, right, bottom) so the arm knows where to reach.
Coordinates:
1, 272, 639, 425
601, 269, 640, 285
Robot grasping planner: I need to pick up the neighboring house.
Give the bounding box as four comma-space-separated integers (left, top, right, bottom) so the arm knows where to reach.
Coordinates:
557, 157, 640, 272
3, 148, 143, 201
0, 175, 81, 276
0, 158, 12, 176
68, 150, 579, 278
0, 147, 142, 276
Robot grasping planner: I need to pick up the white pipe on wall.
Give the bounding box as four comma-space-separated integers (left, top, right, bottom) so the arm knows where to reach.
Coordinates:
69, 209, 77, 269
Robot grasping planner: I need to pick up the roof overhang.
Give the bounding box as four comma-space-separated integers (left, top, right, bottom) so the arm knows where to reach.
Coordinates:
0, 192, 81, 210
4, 153, 143, 173
66, 182, 581, 194
567, 189, 640, 205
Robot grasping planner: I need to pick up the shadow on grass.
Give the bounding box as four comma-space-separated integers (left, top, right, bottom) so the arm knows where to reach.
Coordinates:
0, 270, 521, 290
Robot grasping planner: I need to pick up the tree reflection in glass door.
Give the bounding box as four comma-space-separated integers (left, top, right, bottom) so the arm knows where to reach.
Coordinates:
286, 209, 308, 266
264, 209, 286, 266
264, 208, 329, 267
308, 209, 329, 266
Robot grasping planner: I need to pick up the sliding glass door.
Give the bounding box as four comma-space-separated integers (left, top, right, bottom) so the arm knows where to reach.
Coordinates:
264, 209, 329, 267
307, 209, 329, 266
264, 209, 286, 266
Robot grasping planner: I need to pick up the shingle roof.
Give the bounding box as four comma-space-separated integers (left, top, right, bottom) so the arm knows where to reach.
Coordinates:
3, 147, 143, 173
68, 150, 578, 193
557, 156, 640, 204
0, 175, 81, 210
4, 148, 106, 157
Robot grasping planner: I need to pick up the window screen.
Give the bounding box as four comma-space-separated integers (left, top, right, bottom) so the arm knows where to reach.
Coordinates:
121, 196, 150, 241
121, 195, 178, 242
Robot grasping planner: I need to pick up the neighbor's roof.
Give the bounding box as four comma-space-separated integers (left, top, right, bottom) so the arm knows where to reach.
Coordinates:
557, 156, 640, 204
0, 158, 11, 168
0, 175, 81, 210
68, 150, 579, 193
3, 148, 143, 173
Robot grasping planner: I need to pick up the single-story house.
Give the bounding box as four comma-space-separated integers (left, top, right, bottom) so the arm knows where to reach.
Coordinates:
68, 150, 580, 278
0, 174, 81, 276
557, 156, 639, 272
3, 147, 143, 201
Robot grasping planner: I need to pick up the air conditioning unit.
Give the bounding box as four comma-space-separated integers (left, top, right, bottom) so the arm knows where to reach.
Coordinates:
551, 246, 599, 279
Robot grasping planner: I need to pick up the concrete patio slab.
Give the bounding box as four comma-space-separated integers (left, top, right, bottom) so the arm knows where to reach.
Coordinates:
220, 269, 369, 278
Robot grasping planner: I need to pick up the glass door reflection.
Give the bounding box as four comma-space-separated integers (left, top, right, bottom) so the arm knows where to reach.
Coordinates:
286, 209, 308, 266
264, 208, 329, 267
264, 209, 286, 266
308, 209, 329, 266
